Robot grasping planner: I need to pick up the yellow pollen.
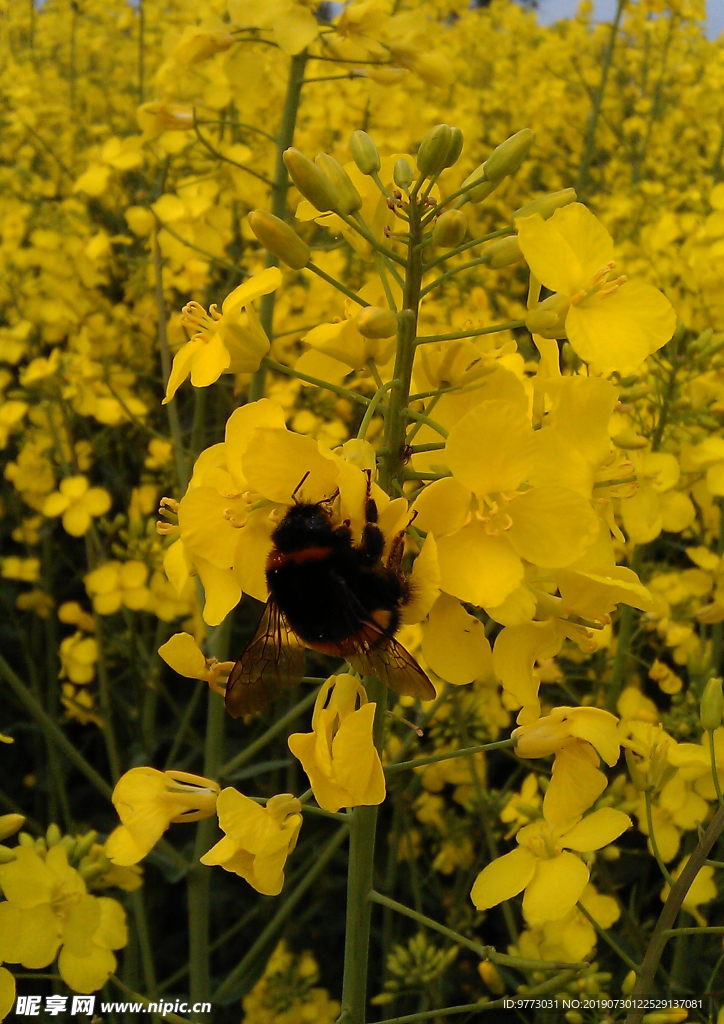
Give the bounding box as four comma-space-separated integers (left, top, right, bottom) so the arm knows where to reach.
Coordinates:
156, 521, 177, 536
222, 508, 245, 528
159, 496, 179, 514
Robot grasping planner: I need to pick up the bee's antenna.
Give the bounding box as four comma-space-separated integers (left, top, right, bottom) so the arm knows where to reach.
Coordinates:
291, 471, 311, 503
321, 488, 340, 506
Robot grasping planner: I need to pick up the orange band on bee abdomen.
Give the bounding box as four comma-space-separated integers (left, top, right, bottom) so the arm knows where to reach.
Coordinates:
266, 546, 332, 570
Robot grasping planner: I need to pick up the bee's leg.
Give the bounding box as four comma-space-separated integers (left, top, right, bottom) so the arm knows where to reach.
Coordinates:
386, 529, 405, 573
359, 469, 384, 564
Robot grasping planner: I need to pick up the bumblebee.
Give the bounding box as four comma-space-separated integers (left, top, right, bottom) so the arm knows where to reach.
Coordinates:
225, 472, 435, 717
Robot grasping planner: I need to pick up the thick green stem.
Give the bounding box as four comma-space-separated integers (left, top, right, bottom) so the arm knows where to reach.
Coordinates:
339, 676, 388, 1024
188, 623, 229, 1004
380, 200, 424, 492
249, 50, 308, 402
626, 801, 724, 1023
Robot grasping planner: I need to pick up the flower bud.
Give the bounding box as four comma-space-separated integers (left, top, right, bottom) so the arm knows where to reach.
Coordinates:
416, 124, 452, 178
459, 164, 498, 204
524, 294, 569, 339
513, 188, 577, 222
315, 153, 362, 215
622, 970, 637, 995
46, 823, 62, 847
701, 677, 723, 730
355, 307, 398, 339
610, 427, 649, 450
484, 128, 535, 183
432, 209, 467, 248
283, 148, 338, 212
642, 1012, 688, 1024
394, 158, 413, 190
443, 126, 464, 168
0, 845, 17, 864
350, 130, 380, 175
248, 210, 310, 270
18, 831, 34, 847
0, 814, 24, 842
481, 236, 522, 269
478, 961, 505, 994
74, 829, 98, 860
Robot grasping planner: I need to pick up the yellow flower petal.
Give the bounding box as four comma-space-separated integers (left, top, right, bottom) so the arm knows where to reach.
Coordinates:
411, 477, 471, 537
163, 339, 204, 404
221, 267, 282, 314
242, 428, 339, 504
0, 967, 15, 1022
508, 486, 599, 567
224, 399, 287, 489
470, 846, 538, 911
446, 400, 534, 496
437, 520, 524, 607
543, 748, 607, 828
563, 808, 632, 851
94, 897, 128, 951
233, 507, 276, 603
195, 556, 242, 626
401, 535, 441, 625
58, 945, 116, 994
522, 852, 589, 924
189, 333, 232, 387
0, 902, 61, 968
421, 594, 492, 685
158, 633, 207, 679
62, 505, 92, 537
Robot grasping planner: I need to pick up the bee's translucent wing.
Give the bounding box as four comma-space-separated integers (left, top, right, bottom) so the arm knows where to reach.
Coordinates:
348, 632, 436, 701
225, 599, 306, 718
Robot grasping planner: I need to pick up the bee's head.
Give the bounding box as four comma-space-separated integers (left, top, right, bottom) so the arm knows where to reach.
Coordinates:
272, 501, 334, 551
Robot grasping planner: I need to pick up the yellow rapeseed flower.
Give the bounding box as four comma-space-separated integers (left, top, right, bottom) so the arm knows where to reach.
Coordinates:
42, 476, 111, 537
200, 790, 302, 895
288, 674, 386, 813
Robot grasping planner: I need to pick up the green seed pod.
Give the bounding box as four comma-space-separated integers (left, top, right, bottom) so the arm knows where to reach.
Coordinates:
416, 124, 452, 178
393, 158, 413, 191
350, 130, 380, 175
283, 148, 338, 212
248, 210, 310, 270
443, 126, 464, 168
459, 164, 498, 204
483, 128, 535, 183
46, 823, 62, 847
315, 153, 362, 215
355, 307, 398, 339
432, 209, 467, 249
513, 187, 577, 222
701, 677, 724, 730
0, 845, 17, 864
482, 235, 522, 268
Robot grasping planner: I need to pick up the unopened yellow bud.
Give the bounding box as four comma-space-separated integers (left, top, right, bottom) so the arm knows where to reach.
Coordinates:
283, 148, 338, 212
611, 427, 649, 450
622, 970, 637, 995
565, 1013, 584, 1024
478, 961, 505, 994
513, 188, 577, 222
35, 836, 47, 852
483, 128, 535, 183
355, 307, 398, 339
642, 1011, 688, 1024
701, 677, 724, 730
248, 211, 310, 270
315, 154, 362, 214
482, 236, 522, 268
692, 327, 713, 351
0, 845, 17, 864
394, 159, 413, 190
46, 823, 62, 847
444, 126, 464, 168
18, 831, 34, 847
0, 814, 25, 842
525, 294, 569, 338
74, 829, 98, 860
350, 130, 380, 175
432, 209, 467, 248
416, 124, 453, 178
625, 748, 649, 791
